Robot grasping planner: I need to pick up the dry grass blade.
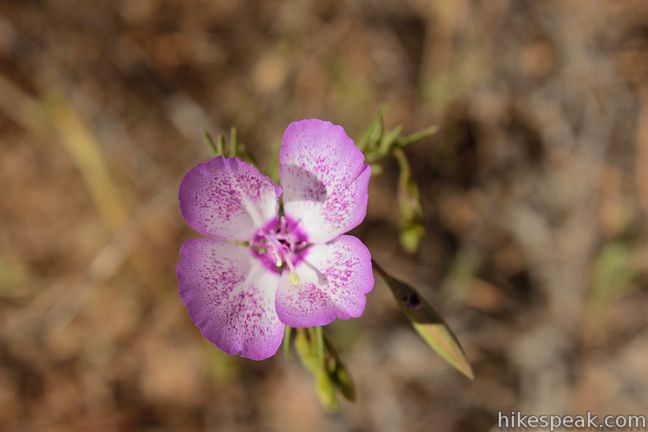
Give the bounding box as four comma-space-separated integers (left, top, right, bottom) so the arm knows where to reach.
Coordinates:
44, 91, 129, 232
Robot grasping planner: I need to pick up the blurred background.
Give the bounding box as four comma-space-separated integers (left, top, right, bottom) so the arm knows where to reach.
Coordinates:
1, 0, 648, 430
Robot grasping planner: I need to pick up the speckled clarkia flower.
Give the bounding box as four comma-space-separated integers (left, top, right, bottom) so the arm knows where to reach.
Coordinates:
177, 119, 374, 360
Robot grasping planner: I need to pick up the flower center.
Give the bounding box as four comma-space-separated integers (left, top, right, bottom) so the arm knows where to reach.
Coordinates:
250, 216, 309, 283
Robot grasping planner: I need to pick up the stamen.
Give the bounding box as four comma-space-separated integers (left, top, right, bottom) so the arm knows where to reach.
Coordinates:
284, 254, 299, 286
262, 232, 284, 267
289, 271, 300, 286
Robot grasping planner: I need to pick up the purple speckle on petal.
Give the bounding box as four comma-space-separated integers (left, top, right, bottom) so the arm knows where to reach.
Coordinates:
275, 235, 374, 327
279, 119, 371, 243
179, 156, 281, 241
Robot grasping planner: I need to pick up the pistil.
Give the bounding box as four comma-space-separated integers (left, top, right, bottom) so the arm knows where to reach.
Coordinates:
251, 216, 309, 280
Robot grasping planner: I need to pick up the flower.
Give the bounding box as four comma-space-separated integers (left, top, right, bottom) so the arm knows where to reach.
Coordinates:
176, 119, 374, 360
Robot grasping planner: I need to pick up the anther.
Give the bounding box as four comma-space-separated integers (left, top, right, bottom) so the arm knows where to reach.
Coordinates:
284, 254, 299, 286
289, 271, 300, 286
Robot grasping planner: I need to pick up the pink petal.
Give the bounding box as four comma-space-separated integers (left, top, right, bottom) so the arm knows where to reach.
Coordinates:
275, 235, 374, 327
280, 119, 370, 243
177, 238, 284, 360
179, 156, 281, 241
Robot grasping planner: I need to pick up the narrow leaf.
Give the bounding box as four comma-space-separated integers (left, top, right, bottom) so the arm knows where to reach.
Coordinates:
316, 370, 338, 411
324, 334, 356, 402
294, 328, 319, 374
377, 125, 402, 157
394, 125, 438, 148
356, 105, 385, 151
373, 260, 474, 380
204, 131, 221, 155
330, 359, 356, 402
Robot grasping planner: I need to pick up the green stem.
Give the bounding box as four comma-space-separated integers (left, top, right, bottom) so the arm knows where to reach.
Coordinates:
314, 326, 325, 366
283, 326, 293, 358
